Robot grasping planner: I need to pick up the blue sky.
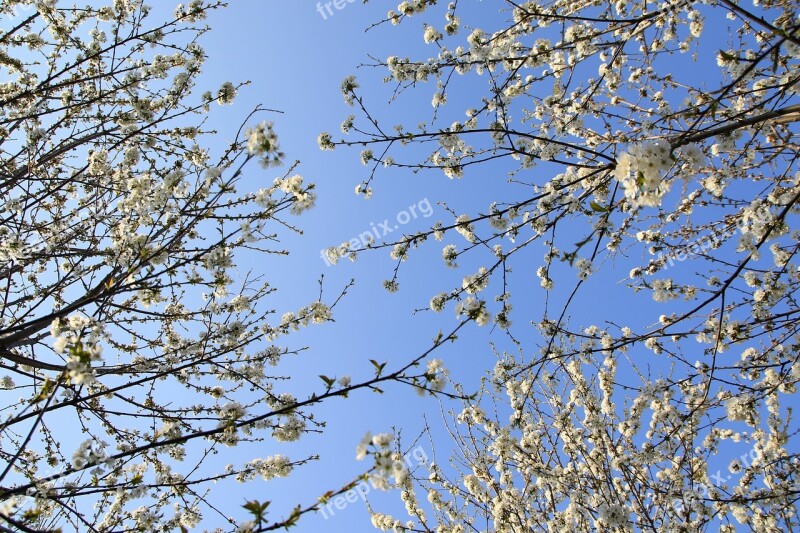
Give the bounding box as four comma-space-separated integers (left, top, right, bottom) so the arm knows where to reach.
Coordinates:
193, 3, 492, 530
3, 0, 797, 531
197, 2, 670, 530
93, 1, 795, 530
194, 3, 581, 529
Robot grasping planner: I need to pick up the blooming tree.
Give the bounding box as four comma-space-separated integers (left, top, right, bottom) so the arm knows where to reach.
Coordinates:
323, 0, 800, 530
0, 2, 460, 531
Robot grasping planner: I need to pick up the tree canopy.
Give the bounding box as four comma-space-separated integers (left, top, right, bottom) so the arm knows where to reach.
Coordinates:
322, 0, 800, 530
1, 0, 799, 531
0, 2, 453, 531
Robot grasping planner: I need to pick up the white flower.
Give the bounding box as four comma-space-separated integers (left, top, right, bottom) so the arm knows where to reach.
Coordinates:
678, 143, 704, 170
307, 301, 331, 323
652, 278, 677, 302
67, 353, 98, 385
245, 121, 283, 167
442, 244, 458, 267
227, 295, 251, 312
247, 455, 293, 481
426, 359, 447, 392
218, 401, 246, 422
356, 432, 373, 460
597, 503, 628, 528
272, 415, 305, 442
429, 292, 448, 312
372, 432, 393, 447
53, 335, 69, 354
575, 257, 593, 280
423, 25, 442, 44
613, 142, 673, 208
454, 215, 477, 242
462, 267, 489, 294
317, 132, 334, 150
87, 149, 110, 175
397, 2, 414, 16
275, 174, 316, 214
455, 297, 490, 326
341, 75, 359, 106
340, 115, 355, 133
725, 394, 754, 422
216, 81, 236, 104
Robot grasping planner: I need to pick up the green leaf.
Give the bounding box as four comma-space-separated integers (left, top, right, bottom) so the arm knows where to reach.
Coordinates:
284, 505, 302, 528
635, 171, 645, 188
243, 499, 271, 520
22, 508, 41, 522
369, 359, 386, 376
589, 200, 608, 212
32, 378, 56, 404
318, 375, 334, 387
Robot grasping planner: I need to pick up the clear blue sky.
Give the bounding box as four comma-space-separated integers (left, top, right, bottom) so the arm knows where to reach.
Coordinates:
193, 3, 548, 529
163, 2, 764, 531
193, 3, 496, 530
0, 1, 792, 531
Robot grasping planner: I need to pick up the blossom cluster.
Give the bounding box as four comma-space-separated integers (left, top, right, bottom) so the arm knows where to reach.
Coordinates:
356, 432, 407, 490
334, 0, 800, 531
246, 121, 284, 168
613, 141, 674, 208
50, 315, 105, 386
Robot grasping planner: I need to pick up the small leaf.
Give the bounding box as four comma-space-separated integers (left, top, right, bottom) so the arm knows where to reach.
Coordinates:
243, 499, 271, 519
32, 378, 55, 404
369, 359, 386, 376
22, 508, 41, 521
589, 200, 608, 212
284, 504, 302, 527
